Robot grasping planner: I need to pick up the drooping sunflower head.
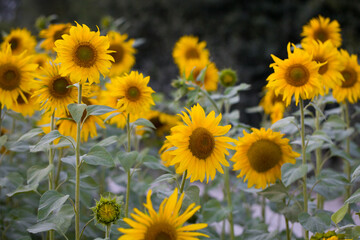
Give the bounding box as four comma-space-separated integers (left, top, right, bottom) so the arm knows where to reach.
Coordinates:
231, 128, 300, 189
219, 68, 237, 87
0, 43, 38, 109
118, 188, 208, 240
267, 43, 324, 106
91, 195, 121, 226
39, 23, 72, 52
54, 22, 114, 84
10, 90, 39, 117
303, 40, 344, 93
1, 28, 37, 55
332, 49, 360, 104
110, 71, 155, 118
34, 61, 77, 114
166, 104, 234, 183
173, 35, 210, 70
259, 88, 286, 124
107, 31, 136, 77
301, 15, 342, 48
183, 59, 219, 91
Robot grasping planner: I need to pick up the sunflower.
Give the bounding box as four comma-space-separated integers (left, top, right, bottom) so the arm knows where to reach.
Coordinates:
109, 71, 155, 118
137, 110, 181, 137
0, 43, 38, 109
11, 90, 39, 117
100, 87, 128, 128
332, 49, 360, 104
1, 28, 37, 55
302, 40, 344, 93
219, 68, 237, 87
54, 22, 114, 84
39, 23, 72, 52
34, 61, 78, 114
32, 53, 51, 70
118, 188, 208, 240
107, 31, 136, 76
184, 59, 219, 91
266, 43, 324, 106
166, 104, 234, 183
231, 128, 300, 189
259, 88, 286, 124
57, 97, 105, 142
159, 140, 176, 167
173, 36, 210, 71
301, 15, 342, 48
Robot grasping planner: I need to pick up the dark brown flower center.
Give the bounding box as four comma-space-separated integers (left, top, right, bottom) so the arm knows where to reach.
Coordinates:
51, 77, 70, 97
271, 93, 283, 104
74, 44, 97, 68
314, 57, 328, 75
189, 127, 215, 160
0, 64, 21, 91
144, 223, 177, 240
16, 92, 30, 105
285, 64, 309, 87
185, 47, 200, 59
9, 37, 19, 51
314, 28, 328, 42
110, 44, 124, 64
126, 86, 141, 101
53, 27, 68, 42
247, 139, 282, 173
341, 69, 357, 88
150, 116, 163, 129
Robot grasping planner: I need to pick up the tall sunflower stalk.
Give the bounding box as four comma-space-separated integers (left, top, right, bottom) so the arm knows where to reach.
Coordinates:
343, 101, 351, 200
125, 113, 131, 218
75, 84, 82, 240
48, 111, 55, 240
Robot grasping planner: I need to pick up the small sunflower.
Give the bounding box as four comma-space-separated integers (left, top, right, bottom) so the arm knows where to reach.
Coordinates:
219, 68, 237, 87
34, 61, 78, 114
118, 188, 208, 240
54, 22, 114, 84
266, 43, 324, 106
259, 88, 286, 124
311, 230, 350, 240
159, 140, 176, 167
0, 43, 38, 109
11, 90, 39, 117
231, 128, 300, 189
303, 40, 344, 93
91, 195, 121, 226
1, 28, 37, 55
173, 36, 210, 70
332, 49, 360, 104
39, 23, 72, 52
100, 87, 128, 128
110, 71, 155, 118
166, 104, 234, 183
184, 59, 219, 91
301, 15, 342, 48
107, 31, 136, 76
32, 53, 51, 70
137, 110, 181, 137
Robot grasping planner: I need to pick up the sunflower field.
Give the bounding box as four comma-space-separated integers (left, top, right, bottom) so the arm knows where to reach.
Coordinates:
1, 8, 360, 240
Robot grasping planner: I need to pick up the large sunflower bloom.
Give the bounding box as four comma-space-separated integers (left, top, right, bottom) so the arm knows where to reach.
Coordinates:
54, 22, 114, 84
303, 40, 344, 93
267, 43, 324, 106
1, 28, 37, 55
173, 36, 210, 70
301, 15, 342, 48
39, 23, 72, 52
166, 104, 234, 183
107, 31, 136, 76
0, 43, 37, 109
332, 49, 360, 104
259, 88, 286, 124
183, 59, 219, 91
118, 188, 208, 240
231, 128, 300, 189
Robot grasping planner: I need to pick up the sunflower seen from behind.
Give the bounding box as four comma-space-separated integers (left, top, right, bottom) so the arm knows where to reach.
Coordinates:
267, 43, 323, 106
166, 104, 234, 183
118, 188, 208, 240
39, 23, 72, 52
332, 49, 360, 104
54, 22, 114, 84
1, 28, 37, 55
231, 128, 300, 189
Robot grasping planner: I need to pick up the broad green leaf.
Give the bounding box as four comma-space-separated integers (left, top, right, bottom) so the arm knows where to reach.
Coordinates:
308, 130, 333, 144
202, 199, 228, 223
298, 212, 331, 233
323, 115, 346, 129
182, 185, 200, 211
17, 128, 43, 142
86, 104, 117, 116
132, 118, 156, 129
259, 182, 288, 202
0, 135, 8, 147
281, 160, 307, 187
351, 164, 360, 182
68, 103, 86, 123
345, 188, 360, 204
103, 112, 121, 123
96, 135, 119, 147
30, 130, 62, 152
38, 190, 69, 221
271, 116, 296, 131
330, 146, 354, 165
280, 202, 303, 223
61, 155, 77, 169
117, 151, 138, 172
83, 145, 114, 167
7, 140, 30, 152
27, 164, 54, 185
224, 83, 251, 97
68, 175, 98, 190
142, 161, 172, 173
151, 174, 177, 186
331, 203, 349, 225
7, 184, 39, 197
306, 102, 325, 118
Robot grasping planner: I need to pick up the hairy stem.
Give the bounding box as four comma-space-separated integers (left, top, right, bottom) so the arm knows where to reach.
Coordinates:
314, 98, 323, 210
49, 111, 55, 240
125, 113, 131, 218
179, 170, 187, 194
224, 167, 234, 240
344, 101, 351, 202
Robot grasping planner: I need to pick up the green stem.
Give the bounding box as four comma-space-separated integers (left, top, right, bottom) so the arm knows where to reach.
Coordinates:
224, 167, 234, 240
49, 111, 55, 240
0, 104, 2, 135
179, 170, 187, 194
199, 87, 220, 114
55, 148, 64, 188
79, 218, 94, 240
105, 224, 111, 239
125, 113, 131, 218
314, 98, 323, 210
285, 215, 291, 240
300, 98, 309, 240
261, 195, 266, 222
344, 101, 351, 201
75, 84, 83, 240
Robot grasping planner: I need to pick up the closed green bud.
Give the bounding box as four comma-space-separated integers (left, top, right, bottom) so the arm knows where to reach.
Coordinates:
91, 195, 121, 226
219, 68, 237, 87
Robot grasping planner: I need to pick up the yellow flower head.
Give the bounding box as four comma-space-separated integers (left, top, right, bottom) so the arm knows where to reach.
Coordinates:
118, 188, 208, 240
231, 128, 300, 189
259, 88, 286, 124
91, 195, 121, 226
107, 31, 136, 76
1, 28, 37, 55
10, 90, 39, 117
184, 59, 219, 91
137, 110, 181, 137
267, 43, 324, 106
332, 49, 360, 104
159, 140, 176, 167
173, 36, 210, 70
301, 15, 342, 48
39, 23, 72, 52
166, 104, 234, 183
32, 53, 51, 70
54, 22, 114, 84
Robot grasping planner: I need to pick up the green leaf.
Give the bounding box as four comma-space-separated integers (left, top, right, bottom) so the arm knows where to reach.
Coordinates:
281, 160, 307, 187
224, 83, 251, 97
182, 185, 200, 210
202, 199, 228, 223
132, 118, 156, 129
151, 174, 177, 186
271, 116, 297, 131
61, 155, 77, 169
280, 202, 303, 223
7, 184, 39, 197
116, 151, 138, 172
306, 102, 325, 118
38, 190, 69, 221
0, 135, 8, 147
68, 103, 86, 123
27, 164, 54, 186
86, 104, 117, 116
83, 145, 114, 167
142, 161, 172, 173
30, 130, 63, 152
103, 112, 121, 123
345, 188, 360, 204
96, 136, 119, 147
17, 128, 43, 142
323, 115, 346, 129
259, 182, 288, 202
331, 203, 349, 225
330, 146, 354, 165
308, 130, 333, 145
298, 212, 331, 233
351, 164, 360, 182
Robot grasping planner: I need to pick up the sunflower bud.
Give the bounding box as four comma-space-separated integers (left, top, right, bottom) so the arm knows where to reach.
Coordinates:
91, 196, 121, 226
219, 68, 237, 87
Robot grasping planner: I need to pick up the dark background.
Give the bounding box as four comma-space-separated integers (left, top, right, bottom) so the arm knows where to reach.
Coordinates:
1, 0, 360, 126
